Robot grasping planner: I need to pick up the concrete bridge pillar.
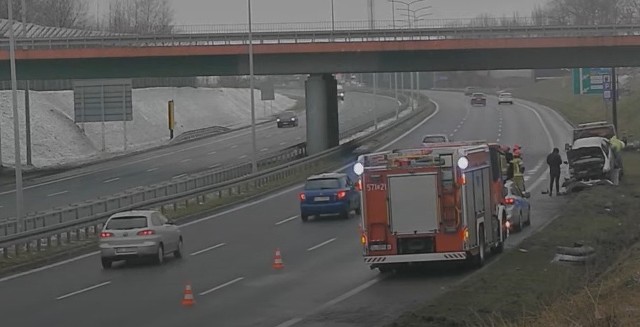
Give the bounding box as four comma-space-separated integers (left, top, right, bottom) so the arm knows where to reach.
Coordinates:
305, 73, 339, 155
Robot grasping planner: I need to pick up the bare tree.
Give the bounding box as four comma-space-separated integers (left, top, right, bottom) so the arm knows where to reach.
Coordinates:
1, 0, 88, 28
106, 0, 174, 34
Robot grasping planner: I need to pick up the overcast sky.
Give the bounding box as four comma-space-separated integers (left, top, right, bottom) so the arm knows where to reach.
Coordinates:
89, 0, 548, 25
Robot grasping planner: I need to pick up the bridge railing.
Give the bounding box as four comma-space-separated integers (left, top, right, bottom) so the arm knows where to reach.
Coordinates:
2, 18, 640, 50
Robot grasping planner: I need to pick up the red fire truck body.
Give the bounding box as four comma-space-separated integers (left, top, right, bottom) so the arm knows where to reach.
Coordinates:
355, 142, 510, 271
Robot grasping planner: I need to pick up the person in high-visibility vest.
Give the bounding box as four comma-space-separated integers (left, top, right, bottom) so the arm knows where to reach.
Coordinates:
610, 135, 625, 173
512, 149, 526, 192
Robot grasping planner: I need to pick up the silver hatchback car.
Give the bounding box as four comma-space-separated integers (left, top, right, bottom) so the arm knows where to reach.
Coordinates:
99, 210, 183, 269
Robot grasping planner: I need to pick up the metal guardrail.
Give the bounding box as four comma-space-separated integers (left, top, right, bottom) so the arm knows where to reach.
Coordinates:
0, 92, 423, 258
2, 24, 639, 50
0, 90, 408, 235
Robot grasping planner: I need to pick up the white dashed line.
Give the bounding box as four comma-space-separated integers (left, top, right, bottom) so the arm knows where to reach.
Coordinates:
496, 138, 501, 142
47, 190, 69, 197
103, 178, 120, 184
275, 216, 298, 226
239, 155, 248, 159
230, 145, 238, 149
208, 151, 217, 155
449, 133, 454, 137
180, 158, 192, 163
199, 277, 245, 296
453, 129, 458, 133
307, 238, 337, 252
190, 243, 226, 256
261, 148, 269, 152
56, 281, 111, 300
280, 142, 287, 146
173, 174, 187, 179
146, 168, 159, 172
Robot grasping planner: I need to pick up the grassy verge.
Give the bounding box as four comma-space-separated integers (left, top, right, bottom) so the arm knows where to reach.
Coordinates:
511, 77, 640, 136
389, 151, 640, 327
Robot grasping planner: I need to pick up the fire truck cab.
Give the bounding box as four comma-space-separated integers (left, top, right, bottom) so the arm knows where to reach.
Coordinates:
354, 141, 510, 272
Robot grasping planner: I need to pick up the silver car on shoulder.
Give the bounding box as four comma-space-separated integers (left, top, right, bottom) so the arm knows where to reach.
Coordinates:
99, 210, 183, 269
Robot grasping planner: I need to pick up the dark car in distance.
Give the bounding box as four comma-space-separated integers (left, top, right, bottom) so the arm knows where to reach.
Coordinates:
470, 93, 487, 106
276, 111, 299, 128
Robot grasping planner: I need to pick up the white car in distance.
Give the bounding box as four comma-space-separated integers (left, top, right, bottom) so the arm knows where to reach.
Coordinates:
498, 92, 514, 105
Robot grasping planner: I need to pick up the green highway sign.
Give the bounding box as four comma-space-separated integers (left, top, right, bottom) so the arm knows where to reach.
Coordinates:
572, 68, 612, 95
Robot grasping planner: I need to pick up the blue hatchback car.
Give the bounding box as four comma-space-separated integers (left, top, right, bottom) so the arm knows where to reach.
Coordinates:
299, 173, 361, 222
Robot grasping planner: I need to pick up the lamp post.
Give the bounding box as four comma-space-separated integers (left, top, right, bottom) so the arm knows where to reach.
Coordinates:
331, 0, 335, 31
8, 0, 25, 231
248, 0, 257, 174
392, 0, 426, 28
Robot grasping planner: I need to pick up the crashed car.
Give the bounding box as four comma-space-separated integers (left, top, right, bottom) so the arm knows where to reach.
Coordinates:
563, 137, 618, 192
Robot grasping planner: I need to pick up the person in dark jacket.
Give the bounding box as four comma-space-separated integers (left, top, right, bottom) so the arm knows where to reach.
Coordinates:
546, 148, 563, 196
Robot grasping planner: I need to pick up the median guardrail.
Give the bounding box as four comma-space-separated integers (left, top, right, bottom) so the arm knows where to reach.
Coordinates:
0, 92, 411, 257
0, 94, 426, 260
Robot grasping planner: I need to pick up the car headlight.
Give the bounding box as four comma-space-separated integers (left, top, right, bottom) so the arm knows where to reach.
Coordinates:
276, 119, 281, 122
291, 118, 296, 121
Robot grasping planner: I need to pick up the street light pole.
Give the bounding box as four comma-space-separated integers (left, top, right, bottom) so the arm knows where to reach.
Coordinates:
331, 0, 335, 31
248, 0, 257, 174
8, 0, 25, 232
21, 0, 32, 166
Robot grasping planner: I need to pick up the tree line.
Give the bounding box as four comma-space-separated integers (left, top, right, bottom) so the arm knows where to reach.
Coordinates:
0, 0, 173, 34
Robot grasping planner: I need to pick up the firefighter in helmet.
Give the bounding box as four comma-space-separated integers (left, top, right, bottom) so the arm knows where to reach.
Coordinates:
512, 147, 526, 192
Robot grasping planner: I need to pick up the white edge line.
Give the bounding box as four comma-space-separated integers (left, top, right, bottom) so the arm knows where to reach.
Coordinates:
199, 277, 244, 296
56, 281, 112, 300
307, 238, 337, 252
275, 278, 381, 327
0, 98, 442, 283
275, 216, 298, 226
103, 178, 119, 183
146, 168, 159, 172
47, 190, 69, 197
190, 243, 226, 256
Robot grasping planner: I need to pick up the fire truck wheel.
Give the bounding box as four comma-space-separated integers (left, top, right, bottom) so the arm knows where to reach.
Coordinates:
474, 226, 486, 268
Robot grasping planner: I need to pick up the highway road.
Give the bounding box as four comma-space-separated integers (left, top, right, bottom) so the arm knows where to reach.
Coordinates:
0, 91, 574, 327
0, 90, 400, 221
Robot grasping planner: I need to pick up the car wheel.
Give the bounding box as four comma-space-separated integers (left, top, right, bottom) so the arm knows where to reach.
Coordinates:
301, 215, 309, 222
277, 123, 282, 128
154, 244, 164, 265
474, 226, 486, 268
526, 207, 532, 226
101, 257, 113, 269
174, 238, 183, 259
518, 211, 524, 231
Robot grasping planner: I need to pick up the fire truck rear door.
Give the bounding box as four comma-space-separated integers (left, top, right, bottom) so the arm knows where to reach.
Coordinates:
388, 173, 439, 235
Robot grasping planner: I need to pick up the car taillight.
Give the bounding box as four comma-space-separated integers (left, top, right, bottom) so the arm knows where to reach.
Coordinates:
137, 230, 155, 236
100, 232, 114, 238
299, 193, 306, 201
504, 198, 515, 205
337, 190, 347, 200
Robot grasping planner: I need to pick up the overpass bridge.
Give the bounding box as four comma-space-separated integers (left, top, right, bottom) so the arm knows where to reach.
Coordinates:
2, 18, 638, 154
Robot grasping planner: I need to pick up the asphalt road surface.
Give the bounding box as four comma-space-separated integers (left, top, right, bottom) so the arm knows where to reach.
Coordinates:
0, 91, 574, 327
0, 90, 399, 221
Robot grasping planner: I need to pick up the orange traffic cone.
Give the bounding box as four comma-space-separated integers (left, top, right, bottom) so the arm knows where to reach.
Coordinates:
272, 248, 284, 270
182, 282, 196, 307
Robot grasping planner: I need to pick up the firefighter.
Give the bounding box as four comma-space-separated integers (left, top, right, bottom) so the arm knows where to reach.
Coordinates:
610, 135, 625, 173
511, 148, 526, 192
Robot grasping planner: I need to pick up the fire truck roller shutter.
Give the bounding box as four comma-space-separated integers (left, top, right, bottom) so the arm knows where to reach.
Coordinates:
388, 173, 440, 235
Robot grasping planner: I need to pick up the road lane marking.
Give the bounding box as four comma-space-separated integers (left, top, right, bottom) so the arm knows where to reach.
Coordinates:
280, 142, 287, 146
47, 190, 69, 197
209, 164, 221, 169
56, 281, 111, 300
261, 148, 269, 152
208, 151, 217, 155
199, 277, 244, 296
190, 243, 226, 256
449, 133, 454, 137
307, 238, 337, 252
0, 99, 443, 282
0, 125, 277, 196
453, 128, 458, 133
146, 168, 159, 172
102, 178, 119, 184
180, 158, 192, 163
275, 216, 298, 226
275, 278, 381, 327
173, 174, 187, 179
230, 144, 238, 149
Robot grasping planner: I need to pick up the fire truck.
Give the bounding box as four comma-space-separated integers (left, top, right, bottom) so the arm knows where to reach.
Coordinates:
353, 141, 510, 272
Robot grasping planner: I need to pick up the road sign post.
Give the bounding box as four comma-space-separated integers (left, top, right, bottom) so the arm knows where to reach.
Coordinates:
168, 100, 175, 139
